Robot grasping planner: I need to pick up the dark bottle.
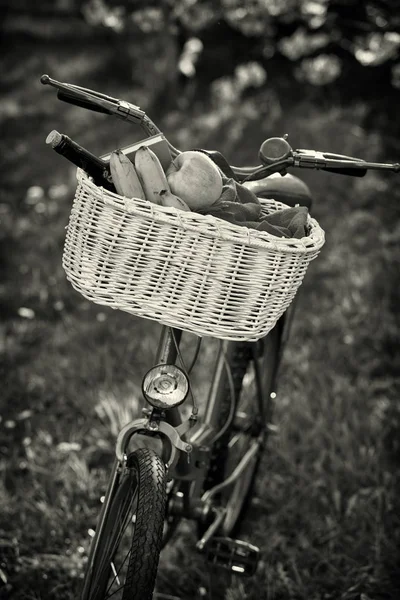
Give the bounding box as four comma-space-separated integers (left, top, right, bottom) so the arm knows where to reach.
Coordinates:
46, 130, 116, 192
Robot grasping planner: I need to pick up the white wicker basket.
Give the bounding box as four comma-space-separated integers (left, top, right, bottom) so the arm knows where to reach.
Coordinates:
62, 169, 325, 341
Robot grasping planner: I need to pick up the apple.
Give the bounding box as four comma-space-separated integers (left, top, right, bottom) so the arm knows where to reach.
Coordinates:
166, 151, 223, 211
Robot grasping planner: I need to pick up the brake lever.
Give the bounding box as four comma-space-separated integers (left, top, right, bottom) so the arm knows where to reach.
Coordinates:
296, 149, 365, 162
294, 150, 365, 176
41, 74, 128, 115
293, 149, 400, 175
40, 74, 161, 137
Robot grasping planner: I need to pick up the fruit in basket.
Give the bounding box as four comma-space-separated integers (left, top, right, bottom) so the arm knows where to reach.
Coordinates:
109, 150, 146, 199
166, 151, 223, 211
159, 190, 191, 211
134, 146, 169, 205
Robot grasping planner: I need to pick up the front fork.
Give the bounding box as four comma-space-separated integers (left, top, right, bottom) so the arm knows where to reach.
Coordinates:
82, 404, 195, 597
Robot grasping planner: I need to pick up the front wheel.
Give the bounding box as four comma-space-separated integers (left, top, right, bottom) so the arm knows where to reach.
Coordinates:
82, 448, 167, 600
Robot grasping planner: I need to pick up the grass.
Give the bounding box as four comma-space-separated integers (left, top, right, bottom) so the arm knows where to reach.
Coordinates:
1, 29, 400, 600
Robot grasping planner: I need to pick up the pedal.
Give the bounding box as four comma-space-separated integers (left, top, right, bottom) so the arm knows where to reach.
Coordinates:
203, 537, 260, 577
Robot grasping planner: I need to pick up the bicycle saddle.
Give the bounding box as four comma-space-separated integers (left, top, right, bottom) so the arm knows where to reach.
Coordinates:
244, 173, 313, 210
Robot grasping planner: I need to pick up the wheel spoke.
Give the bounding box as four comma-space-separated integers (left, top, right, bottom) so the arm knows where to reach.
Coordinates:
111, 497, 137, 556
105, 546, 131, 596
104, 492, 138, 596
88, 486, 138, 597
103, 582, 127, 599
110, 562, 120, 586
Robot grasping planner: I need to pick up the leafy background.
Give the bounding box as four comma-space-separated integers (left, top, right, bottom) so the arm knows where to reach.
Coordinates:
1, 1, 400, 599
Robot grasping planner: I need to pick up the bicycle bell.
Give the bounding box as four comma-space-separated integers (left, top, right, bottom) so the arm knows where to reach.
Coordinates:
259, 135, 293, 165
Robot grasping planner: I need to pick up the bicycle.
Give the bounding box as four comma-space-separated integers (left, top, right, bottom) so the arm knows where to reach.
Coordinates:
41, 75, 400, 600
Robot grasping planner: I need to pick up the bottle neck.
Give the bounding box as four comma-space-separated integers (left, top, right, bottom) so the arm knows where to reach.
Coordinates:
48, 131, 115, 191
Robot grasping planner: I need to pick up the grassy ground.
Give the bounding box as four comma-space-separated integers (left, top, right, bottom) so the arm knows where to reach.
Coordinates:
1, 25, 400, 600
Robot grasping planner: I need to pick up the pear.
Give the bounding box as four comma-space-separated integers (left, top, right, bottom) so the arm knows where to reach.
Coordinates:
166, 151, 223, 211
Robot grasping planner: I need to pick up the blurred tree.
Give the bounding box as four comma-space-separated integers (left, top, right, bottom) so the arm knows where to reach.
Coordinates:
3, 0, 398, 90
2, 0, 398, 146
76, 0, 400, 89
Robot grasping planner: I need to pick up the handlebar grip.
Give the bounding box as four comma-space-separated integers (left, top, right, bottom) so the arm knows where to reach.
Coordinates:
57, 91, 113, 115
322, 166, 367, 177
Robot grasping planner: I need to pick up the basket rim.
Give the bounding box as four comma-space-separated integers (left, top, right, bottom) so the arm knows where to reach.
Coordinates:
75, 168, 325, 254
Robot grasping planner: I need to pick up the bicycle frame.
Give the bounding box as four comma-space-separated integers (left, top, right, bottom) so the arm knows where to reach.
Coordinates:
87, 325, 277, 558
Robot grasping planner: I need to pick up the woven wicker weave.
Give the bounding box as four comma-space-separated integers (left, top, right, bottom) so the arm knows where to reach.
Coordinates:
62, 169, 325, 341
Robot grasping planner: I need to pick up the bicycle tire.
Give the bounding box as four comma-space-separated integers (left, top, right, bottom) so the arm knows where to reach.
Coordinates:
82, 447, 167, 600
202, 322, 281, 537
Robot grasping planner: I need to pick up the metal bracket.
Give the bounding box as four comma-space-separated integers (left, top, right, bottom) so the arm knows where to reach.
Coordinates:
158, 421, 193, 454
116, 101, 145, 123
115, 417, 192, 471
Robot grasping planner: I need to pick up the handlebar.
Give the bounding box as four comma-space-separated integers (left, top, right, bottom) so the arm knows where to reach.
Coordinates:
41, 74, 400, 182
41, 74, 170, 147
